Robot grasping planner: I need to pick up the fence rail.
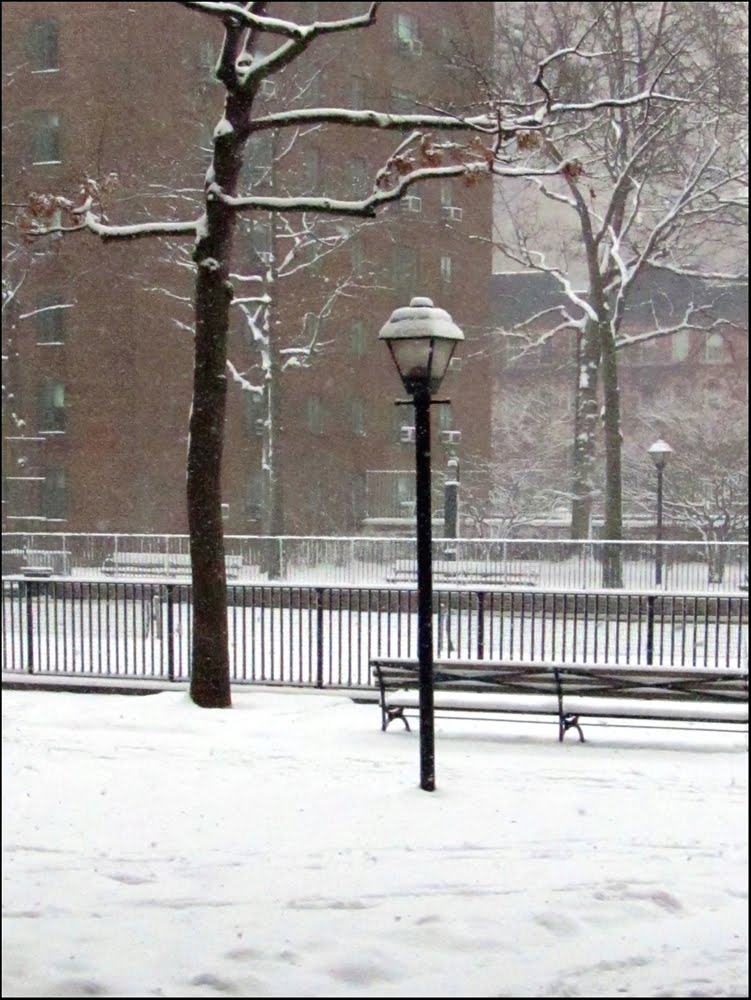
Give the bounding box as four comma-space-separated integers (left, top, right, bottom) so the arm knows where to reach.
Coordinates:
2, 533, 748, 592
2, 578, 747, 687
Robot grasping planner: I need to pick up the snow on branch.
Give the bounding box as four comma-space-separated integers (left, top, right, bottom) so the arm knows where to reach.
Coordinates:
177, 0, 379, 85
213, 160, 564, 219
50, 213, 199, 242
226, 359, 263, 397
615, 303, 737, 351
249, 87, 682, 137
177, 1, 378, 40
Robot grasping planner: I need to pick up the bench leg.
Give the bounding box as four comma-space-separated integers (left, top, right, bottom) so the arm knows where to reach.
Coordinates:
383, 706, 411, 732
559, 713, 585, 743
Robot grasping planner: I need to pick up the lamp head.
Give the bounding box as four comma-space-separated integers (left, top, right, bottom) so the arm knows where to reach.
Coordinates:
648, 438, 673, 470
379, 297, 464, 396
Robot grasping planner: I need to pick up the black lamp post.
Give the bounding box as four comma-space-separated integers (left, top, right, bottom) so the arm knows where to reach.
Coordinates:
646, 438, 672, 666
648, 439, 673, 586
379, 296, 464, 792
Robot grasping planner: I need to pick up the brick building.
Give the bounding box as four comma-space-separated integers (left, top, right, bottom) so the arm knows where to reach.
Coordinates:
1, 1, 495, 537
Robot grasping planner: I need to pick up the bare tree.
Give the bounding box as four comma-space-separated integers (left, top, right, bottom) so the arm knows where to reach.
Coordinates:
465, 387, 573, 536
489, 2, 748, 583
625, 385, 748, 584
20, 1, 671, 706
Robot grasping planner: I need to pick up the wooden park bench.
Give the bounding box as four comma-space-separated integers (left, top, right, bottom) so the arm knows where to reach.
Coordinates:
387, 559, 540, 587
371, 657, 748, 742
101, 551, 243, 579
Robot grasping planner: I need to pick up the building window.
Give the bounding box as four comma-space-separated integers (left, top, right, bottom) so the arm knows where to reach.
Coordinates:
391, 90, 418, 115
351, 398, 367, 437
30, 111, 61, 164
536, 336, 555, 364
440, 255, 453, 285
299, 72, 321, 108
245, 471, 265, 520
704, 381, 723, 407
238, 219, 273, 269
440, 180, 463, 222
393, 12, 422, 55
350, 236, 364, 276
393, 246, 418, 297
301, 148, 320, 192
29, 18, 59, 72
351, 472, 366, 523
672, 330, 690, 362
350, 75, 366, 109
396, 473, 415, 512
348, 156, 369, 198
198, 40, 220, 83
630, 337, 657, 366
41, 467, 67, 520
350, 320, 367, 356
38, 380, 66, 433
393, 406, 414, 444
436, 404, 452, 433
33, 292, 67, 344
301, 312, 319, 348
704, 332, 726, 364
305, 395, 324, 435
241, 133, 274, 188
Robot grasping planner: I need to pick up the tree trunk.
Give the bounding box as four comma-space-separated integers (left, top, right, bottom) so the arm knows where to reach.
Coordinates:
187, 87, 252, 708
188, 252, 233, 707
570, 324, 600, 540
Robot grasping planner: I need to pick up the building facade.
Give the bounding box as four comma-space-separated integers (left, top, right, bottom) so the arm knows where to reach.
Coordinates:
2, 1, 495, 537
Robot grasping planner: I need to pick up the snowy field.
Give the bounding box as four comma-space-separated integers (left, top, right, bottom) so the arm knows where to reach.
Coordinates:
2, 687, 748, 998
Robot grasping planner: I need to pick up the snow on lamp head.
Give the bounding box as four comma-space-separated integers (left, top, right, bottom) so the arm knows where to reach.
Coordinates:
378, 296, 464, 396
648, 438, 673, 470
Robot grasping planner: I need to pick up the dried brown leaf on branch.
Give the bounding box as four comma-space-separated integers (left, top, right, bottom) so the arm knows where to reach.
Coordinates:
391, 155, 414, 176
561, 159, 585, 180
419, 137, 443, 167
517, 131, 540, 151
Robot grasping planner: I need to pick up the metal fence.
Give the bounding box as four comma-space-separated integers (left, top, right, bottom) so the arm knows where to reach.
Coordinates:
3, 578, 747, 687
2, 533, 748, 592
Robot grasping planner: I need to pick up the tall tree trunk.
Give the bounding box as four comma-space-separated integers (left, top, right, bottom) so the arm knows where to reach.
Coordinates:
570, 323, 601, 539
187, 83, 251, 708
599, 321, 624, 588
188, 245, 233, 707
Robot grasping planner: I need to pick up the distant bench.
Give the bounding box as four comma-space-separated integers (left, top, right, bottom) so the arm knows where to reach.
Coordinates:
371, 657, 748, 741
5, 549, 71, 576
387, 560, 540, 587
101, 552, 243, 579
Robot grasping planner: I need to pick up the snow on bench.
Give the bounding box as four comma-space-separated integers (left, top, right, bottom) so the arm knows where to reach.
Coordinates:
101, 551, 243, 579
371, 657, 749, 741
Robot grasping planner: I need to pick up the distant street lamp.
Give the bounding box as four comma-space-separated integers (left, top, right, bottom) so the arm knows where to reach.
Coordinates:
379, 297, 464, 792
646, 438, 673, 666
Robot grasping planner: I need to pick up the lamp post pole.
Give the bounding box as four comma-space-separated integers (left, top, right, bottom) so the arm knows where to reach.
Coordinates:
413, 384, 436, 791
646, 439, 673, 665
443, 455, 459, 561
379, 296, 464, 792
655, 461, 665, 588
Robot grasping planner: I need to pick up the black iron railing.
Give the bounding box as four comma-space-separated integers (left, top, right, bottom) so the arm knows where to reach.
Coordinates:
2, 578, 747, 685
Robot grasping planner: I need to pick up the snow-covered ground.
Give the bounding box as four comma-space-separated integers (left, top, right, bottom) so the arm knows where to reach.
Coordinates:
2, 687, 748, 998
